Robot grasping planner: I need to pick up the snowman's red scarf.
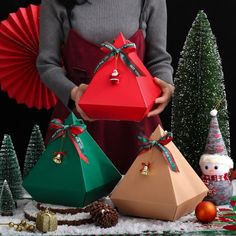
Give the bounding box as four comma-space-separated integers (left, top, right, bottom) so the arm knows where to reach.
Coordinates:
202, 173, 230, 184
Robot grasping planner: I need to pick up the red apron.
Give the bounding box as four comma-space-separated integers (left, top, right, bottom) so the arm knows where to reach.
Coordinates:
46, 28, 162, 174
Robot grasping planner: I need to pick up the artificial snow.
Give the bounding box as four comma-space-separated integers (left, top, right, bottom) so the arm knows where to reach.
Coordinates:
0, 180, 235, 235
0, 199, 231, 236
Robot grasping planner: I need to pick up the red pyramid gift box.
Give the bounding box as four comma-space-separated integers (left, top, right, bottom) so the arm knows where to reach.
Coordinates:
78, 32, 162, 121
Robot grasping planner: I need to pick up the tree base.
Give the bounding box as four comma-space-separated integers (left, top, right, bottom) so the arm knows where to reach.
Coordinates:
1, 212, 13, 216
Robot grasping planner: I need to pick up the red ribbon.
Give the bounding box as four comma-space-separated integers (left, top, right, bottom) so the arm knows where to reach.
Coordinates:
49, 118, 89, 164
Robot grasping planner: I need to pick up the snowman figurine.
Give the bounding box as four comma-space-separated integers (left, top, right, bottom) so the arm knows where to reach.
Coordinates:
199, 109, 234, 205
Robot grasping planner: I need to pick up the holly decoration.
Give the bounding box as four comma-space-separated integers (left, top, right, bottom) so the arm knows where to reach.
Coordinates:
195, 201, 217, 223
0, 134, 23, 199
0, 180, 15, 216
23, 124, 45, 177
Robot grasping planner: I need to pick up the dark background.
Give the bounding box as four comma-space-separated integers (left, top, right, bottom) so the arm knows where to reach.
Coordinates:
0, 0, 235, 170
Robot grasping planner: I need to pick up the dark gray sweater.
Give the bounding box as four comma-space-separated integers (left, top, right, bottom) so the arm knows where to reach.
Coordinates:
36, 0, 173, 106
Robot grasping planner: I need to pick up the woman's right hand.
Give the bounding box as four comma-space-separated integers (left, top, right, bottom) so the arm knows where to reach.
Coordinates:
70, 84, 95, 121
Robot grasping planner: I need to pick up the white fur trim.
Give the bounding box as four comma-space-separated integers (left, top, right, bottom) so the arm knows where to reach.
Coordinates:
199, 154, 234, 168
210, 109, 218, 116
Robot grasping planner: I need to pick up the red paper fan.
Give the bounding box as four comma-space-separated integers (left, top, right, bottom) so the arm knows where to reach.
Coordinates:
0, 4, 58, 110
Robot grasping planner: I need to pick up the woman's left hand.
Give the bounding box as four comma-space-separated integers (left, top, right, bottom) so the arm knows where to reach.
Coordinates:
147, 77, 175, 117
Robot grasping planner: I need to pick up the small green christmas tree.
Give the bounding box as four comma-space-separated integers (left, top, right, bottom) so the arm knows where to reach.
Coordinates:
171, 10, 230, 173
23, 124, 45, 177
0, 134, 23, 199
0, 180, 15, 216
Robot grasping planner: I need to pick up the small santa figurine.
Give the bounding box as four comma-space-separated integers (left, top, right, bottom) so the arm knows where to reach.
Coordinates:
199, 109, 234, 206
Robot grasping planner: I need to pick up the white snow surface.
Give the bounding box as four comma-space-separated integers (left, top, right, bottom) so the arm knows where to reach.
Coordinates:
0, 181, 236, 235
0, 183, 236, 236
0, 199, 231, 236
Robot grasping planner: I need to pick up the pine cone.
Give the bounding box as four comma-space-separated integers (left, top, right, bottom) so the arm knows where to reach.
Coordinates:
88, 201, 118, 228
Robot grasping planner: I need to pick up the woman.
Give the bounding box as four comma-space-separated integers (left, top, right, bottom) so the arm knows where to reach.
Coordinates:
36, 0, 174, 174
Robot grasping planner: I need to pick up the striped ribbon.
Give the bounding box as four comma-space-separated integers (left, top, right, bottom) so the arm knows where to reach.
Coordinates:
49, 118, 89, 164
138, 132, 179, 172
94, 42, 141, 76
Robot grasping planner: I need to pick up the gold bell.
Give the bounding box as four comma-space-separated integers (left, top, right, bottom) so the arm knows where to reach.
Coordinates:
140, 165, 149, 176
52, 153, 63, 164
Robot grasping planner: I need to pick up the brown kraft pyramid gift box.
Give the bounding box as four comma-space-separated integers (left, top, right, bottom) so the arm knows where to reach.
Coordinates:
111, 125, 208, 221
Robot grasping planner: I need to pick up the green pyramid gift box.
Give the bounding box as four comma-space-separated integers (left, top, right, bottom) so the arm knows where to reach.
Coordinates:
23, 113, 121, 207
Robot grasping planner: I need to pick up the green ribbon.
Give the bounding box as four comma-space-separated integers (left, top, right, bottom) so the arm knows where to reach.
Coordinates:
94, 42, 141, 76
138, 132, 179, 172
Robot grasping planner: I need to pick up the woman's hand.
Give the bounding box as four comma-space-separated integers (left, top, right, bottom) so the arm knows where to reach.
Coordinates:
70, 84, 95, 121
147, 77, 175, 117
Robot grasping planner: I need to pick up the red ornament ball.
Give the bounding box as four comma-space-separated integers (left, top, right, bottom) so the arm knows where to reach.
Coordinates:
195, 201, 217, 223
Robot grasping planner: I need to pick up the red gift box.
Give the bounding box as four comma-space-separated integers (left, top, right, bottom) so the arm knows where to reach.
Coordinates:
78, 32, 162, 121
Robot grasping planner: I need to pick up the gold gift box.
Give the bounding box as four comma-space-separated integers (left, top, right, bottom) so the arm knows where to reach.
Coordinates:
36, 208, 58, 233
111, 125, 208, 221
